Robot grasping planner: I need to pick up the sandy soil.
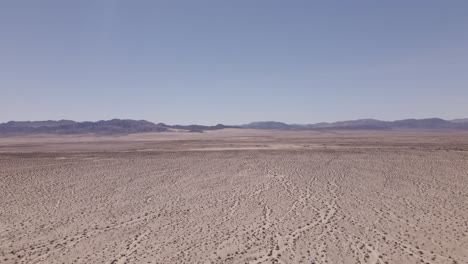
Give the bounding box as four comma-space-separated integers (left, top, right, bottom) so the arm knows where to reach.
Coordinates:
1, 129, 467, 264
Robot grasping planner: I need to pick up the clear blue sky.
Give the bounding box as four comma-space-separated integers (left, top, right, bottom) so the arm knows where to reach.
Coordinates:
1, 1, 467, 125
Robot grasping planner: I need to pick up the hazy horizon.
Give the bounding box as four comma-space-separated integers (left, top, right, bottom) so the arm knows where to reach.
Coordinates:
2, 1, 468, 125
2, 116, 468, 126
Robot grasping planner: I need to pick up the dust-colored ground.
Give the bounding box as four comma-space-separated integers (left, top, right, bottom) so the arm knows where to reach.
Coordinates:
1, 129, 468, 264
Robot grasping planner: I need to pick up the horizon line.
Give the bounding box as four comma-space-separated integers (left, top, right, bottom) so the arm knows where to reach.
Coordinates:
2, 116, 467, 126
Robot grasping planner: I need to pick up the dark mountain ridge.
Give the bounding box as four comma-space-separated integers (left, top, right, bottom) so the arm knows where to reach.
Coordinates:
243, 118, 468, 130
0, 119, 238, 135
1, 118, 468, 135
0, 119, 168, 135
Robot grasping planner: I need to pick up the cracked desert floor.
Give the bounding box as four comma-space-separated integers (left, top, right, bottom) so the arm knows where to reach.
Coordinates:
1, 129, 468, 264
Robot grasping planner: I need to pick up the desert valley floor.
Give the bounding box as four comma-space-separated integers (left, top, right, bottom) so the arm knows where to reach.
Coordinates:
0, 129, 467, 264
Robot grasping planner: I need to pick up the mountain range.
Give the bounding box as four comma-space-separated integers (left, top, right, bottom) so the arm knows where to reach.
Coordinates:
243, 118, 468, 130
0, 119, 239, 135
0, 118, 467, 135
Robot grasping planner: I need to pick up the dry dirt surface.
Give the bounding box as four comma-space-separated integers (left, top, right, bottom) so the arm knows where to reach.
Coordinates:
1, 129, 468, 264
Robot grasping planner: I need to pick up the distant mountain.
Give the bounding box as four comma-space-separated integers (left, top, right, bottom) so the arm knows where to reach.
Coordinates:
390, 118, 455, 129
1, 118, 468, 135
0, 119, 169, 135
0, 119, 238, 135
450, 118, 468, 124
167, 124, 240, 132
243, 121, 294, 130
305, 119, 388, 129
243, 118, 468, 131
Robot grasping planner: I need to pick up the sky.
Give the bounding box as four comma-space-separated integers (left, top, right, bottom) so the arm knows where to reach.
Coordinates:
1, 0, 468, 125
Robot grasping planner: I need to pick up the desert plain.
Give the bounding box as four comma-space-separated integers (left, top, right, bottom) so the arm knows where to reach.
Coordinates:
0, 129, 467, 264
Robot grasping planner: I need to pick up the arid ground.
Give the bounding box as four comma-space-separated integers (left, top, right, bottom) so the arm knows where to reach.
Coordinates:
1, 129, 467, 264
